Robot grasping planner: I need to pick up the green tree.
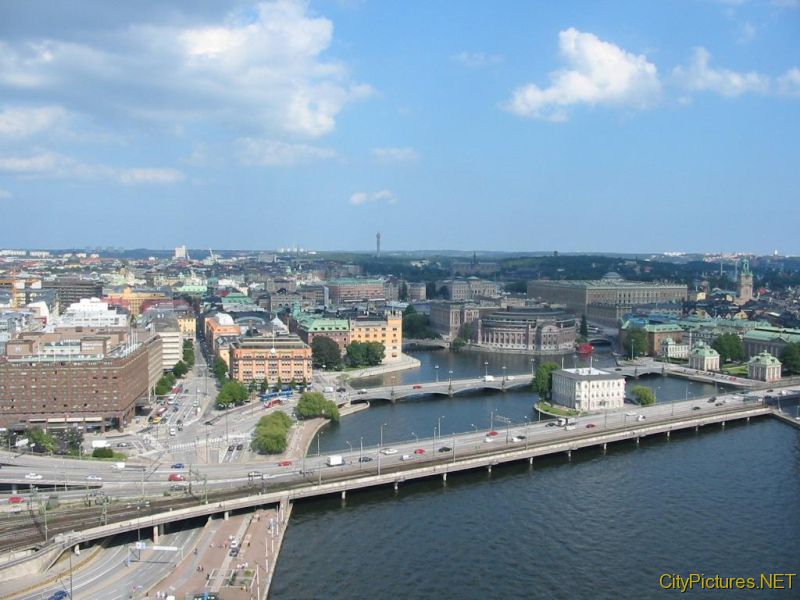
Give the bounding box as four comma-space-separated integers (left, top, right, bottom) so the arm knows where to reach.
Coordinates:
311, 336, 342, 369
296, 392, 340, 421
172, 360, 188, 378
712, 333, 745, 363
183, 339, 193, 349
212, 357, 229, 382
451, 337, 466, 351
631, 386, 656, 406
251, 412, 293, 454
534, 362, 560, 401
346, 342, 369, 367
28, 427, 57, 454
365, 342, 385, 366
460, 322, 474, 341
623, 327, 648, 358
580, 314, 589, 338
780, 342, 800, 375
259, 379, 269, 394
216, 381, 249, 408
399, 281, 408, 301
92, 447, 114, 458
182, 345, 195, 368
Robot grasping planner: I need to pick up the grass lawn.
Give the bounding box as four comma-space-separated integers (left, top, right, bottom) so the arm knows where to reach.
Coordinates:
536, 401, 580, 417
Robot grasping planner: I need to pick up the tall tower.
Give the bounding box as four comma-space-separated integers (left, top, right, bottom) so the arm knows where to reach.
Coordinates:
737, 258, 753, 304
376, 232, 381, 258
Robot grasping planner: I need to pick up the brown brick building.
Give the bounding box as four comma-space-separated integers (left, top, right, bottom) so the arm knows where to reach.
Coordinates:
0, 328, 162, 431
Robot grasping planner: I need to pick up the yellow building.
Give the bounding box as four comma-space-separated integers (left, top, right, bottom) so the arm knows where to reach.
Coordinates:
229, 335, 312, 384
176, 313, 196, 339
349, 312, 403, 363
104, 287, 167, 316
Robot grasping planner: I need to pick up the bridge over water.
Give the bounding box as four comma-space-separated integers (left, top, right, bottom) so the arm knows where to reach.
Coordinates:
351, 374, 534, 402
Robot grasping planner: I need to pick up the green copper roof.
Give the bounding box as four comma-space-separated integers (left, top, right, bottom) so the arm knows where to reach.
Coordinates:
748, 351, 781, 366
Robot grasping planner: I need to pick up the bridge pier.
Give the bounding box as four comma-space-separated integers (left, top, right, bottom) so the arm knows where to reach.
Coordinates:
341, 490, 346, 500
442, 473, 447, 483
602, 443, 607, 453
566, 450, 571, 460
152, 524, 163, 544
666, 431, 670, 440
223, 510, 229, 520
394, 481, 399, 492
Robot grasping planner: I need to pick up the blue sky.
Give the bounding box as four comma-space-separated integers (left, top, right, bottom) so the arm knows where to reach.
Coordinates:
0, 0, 798, 254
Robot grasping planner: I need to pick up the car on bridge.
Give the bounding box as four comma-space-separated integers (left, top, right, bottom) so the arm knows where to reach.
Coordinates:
278, 460, 293, 467
483, 436, 494, 443
487, 431, 498, 437
357, 389, 367, 394
25, 472, 42, 480
47, 591, 69, 600
413, 385, 423, 389
438, 446, 452, 453
511, 435, 526, 442
358, 456, 373, 463
86, 475, 103, 481
414, 448, 425, 454
171, 463, 185, 469
381, 448, 398, 455
8, 496, 24, 504
168, 473, 185, 482
585, 424, 596, 429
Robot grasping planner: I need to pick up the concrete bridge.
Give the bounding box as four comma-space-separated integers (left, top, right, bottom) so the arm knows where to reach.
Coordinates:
402, 338, 450, 350
0, 397, 776, 573
614, 361, 760, 388
351, 374, 534, 402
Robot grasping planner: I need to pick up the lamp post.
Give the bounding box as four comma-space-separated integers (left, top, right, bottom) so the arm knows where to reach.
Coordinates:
345, 440, 352, 463
432, 428, 437, 453
484, 361, 489, 378
316, 431, 324, 485
490, 409, 494, 431
378, 423, 388, 476
359, 436, 363, 469
437, 415, 445, 440
411, 431, 418, 444
502, 365, 507, 383
391, 376, 396, 399
530, 358, 535, 377
471, 423, 477, 433
524, 416, 529, 449
435, 365, 439, 382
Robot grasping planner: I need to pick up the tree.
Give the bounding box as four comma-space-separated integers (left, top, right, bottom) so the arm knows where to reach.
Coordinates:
365, 342, 385, 366
580, 314, 589, 338
212, 358, 229, 382
311, 336, 342, 369
623, 327, 648, 358
631, 386, 656, 406
28, 427, 57, 454
216, 380, 249, 408
402, 307, 438, 339
92, 447, 114, 458
780, 342, 800, 375
346, 342, 368, 367
296, 392, 340, 421
460, 322, 474, 341
259, 379, 269, 394
172, 361, 188, 378
712, 333, 745, 363
251, 412, 293, 454
534, 362, 560, 401
451, 337, 466, 351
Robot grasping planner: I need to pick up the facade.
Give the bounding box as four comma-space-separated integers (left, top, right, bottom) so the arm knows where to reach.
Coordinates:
742, 326, 800, 359
349, 312, 403, 362
0, 328, 162, 431
736, 259, 754, 305
747, 351, 781, 382
473, 307, 577, 354
440, 278, 499, 301
176, 313, 196, 339
528, 273, 687, 327
408, 282, 427, 302
146, 317, 183, 371
229, 334, 312, 385
327, 279, 385, 304
104, 288, 168, 316
203, 313, 242, 350
429, 302, 480, 339
660, 337, 690, 359
260, 290, 305, 313
56, 298, 128, 328
688, 342, 720, 371
42, 278, 103, 313
292, 313, 351, 353
551, 368, 626, 412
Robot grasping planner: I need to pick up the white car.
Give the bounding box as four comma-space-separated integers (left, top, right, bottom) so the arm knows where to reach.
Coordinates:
483, 436, 494, 443
511, 436, 525, 443
400, 454, 413, 461
380, 448, 398, 455
25, 473, 42, 480
625, 412, 638, 417
86, 475, 103, 482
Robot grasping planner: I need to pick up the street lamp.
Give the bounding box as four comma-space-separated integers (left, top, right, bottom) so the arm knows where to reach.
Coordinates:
316, 431, 324, 485
345, 440, 352, 460
435, 364, 439, 382
530, 358, 535, 376
411, 431, 419, 444
524, 416, 529, 449
359, 436, 364, 469
437, 416, 445, 439
471, 423, 477, 433
502, 365, 507, 383
484, 361, 489, 378
380, 423, 388, 449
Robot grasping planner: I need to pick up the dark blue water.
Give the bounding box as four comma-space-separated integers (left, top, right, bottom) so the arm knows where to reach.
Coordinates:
272, 418, 800, 599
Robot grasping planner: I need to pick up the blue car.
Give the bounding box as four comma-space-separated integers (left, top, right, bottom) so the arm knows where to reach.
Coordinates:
48, 591, 69, 600
171, 463, 185, 469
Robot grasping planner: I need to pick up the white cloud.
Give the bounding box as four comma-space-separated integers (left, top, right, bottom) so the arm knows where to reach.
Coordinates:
0, 189, 12, 199
452, 51, 503, 68
349, 189, 397, 205
737, 22, 757, 44
672, 48, 770, 96
371, 147, 419, 163
237, 138, 337, 166
0, 106, 66, 138
778, 67, 800, 96
0, 151, 184, 185
503, 28, 661, 121
0, 0, 373, 138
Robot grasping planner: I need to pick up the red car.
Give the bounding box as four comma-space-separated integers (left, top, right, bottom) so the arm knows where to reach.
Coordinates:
414, 448, 425, 455
412, 385, 423, 389
277, 460, 293, 467
168, 473, 185, 482
488, 431, 498, 437
8, 496, 24, 504
585, 423, 596, 429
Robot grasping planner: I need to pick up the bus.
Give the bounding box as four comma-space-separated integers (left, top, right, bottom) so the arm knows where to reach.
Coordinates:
151, 416, 162, 425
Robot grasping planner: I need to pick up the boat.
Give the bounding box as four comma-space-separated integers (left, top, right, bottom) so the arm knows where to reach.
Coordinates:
577, 342, 594, 355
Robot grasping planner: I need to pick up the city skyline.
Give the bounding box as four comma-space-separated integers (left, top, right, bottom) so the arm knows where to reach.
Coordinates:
1, 1, 799, 253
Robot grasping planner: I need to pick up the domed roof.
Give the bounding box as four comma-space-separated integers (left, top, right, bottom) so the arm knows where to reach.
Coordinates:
601, 271, 623, 281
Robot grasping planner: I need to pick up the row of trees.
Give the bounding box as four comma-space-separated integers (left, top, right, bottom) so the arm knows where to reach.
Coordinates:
534, 362, 560, 400
251, 412, 293, 454
183, 339, 195, 369
216, 380, 250, 409
311, 336, 386, 370
296, 392, 340, 421
155, 371, 178, 396
0, 427, 83, 455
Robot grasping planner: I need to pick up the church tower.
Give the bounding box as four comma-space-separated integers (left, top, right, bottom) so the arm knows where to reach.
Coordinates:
737, 258, 753, 304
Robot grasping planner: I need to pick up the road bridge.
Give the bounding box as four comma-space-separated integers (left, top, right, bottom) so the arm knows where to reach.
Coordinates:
351, 374, 534, 402
614, 362, 760, 388
402, 338, 450, 350
0, 396, 778, 568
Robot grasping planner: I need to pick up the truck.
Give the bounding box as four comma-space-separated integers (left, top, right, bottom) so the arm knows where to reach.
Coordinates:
323, 386, 334, 393
325, 455, 344, 467
483, 375, 495, 382
111, 462, 126, 471
91, 440, 110, 449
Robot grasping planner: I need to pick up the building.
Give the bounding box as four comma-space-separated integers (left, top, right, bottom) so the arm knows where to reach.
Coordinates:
660, 337, 689, 360
408, 282, 427, 302
736, 259, 754, 305
0, 328, 162, 431
104, 288, 169, 316
292, 313, 351, 353
742, 326, 800, 359
229, 334, 312, 385
688, 341, 720, 371
327, 278, 385, 304
203, 313, 242, 352
260, 289, 304, 313
747, 351, 781, 382
747, 352, 781, 382
429, 302, 481, 339
42, 278, 103, 313
472, 307, 577, 354
174, 245, 188, 260
56, 298, 128, 329
176, 312, 196, 339
0, 276, 42, 309
528, 273, 687, 327
145, 316, 183, 371
551, 368, 626, 412
349, 312, 403, 363
439, 278, 499, 301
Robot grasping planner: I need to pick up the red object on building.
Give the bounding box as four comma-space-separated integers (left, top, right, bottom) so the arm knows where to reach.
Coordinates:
577, 343, 594, 355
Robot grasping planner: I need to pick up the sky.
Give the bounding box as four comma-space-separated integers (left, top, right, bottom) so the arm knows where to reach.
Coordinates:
0, 0, 798, 254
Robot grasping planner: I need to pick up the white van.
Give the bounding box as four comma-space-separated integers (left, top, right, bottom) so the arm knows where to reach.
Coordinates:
169, 427, 177, 436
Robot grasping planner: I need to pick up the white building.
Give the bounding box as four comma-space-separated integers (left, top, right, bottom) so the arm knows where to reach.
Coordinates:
688, 341, 720, 372
551, 367, 626, 413
660, 337, 689, 360
747, 351, 782, 382
55, 298, 128, 329
174, 245, 188, 260
145, 316, 183, 371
